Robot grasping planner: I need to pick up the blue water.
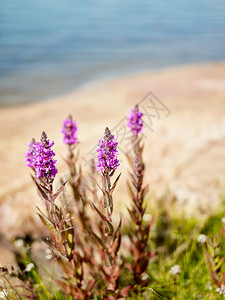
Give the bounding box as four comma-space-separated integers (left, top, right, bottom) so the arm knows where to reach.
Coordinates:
0, 0, 225, 106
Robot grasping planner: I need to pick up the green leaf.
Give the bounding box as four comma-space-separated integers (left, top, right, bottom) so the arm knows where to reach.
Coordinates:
91, 202, 114, 235
91, 202, 106, 221
90, 231, 107, 249
32, 176, 50, 201
110, 218, 122, 255
105, 220, 114, 236
36, 207, 59, 239
52, 181, 67, 202
216, 257, 224, 271
206, 242, 215, 257
38, 213, 57, 236
127, 181, 136, 202
110, 173, 121, 195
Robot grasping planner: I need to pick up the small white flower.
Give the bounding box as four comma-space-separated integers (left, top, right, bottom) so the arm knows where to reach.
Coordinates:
169, 265, 181, 276
0, 290, 8, 299
206, 281, 212, 290
46, 254, 53, 260
45, 249, 53, 260
222, 217, 225, 224
141, 273, 149, 281
24, 263, 34, 272
197, 234, 208, 244
143, 214, 152, 222
14, 239, 24, 249
216, 284, 225, 295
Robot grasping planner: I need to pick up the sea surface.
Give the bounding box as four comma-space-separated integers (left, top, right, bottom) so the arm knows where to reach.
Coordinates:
0, 0, 225, 106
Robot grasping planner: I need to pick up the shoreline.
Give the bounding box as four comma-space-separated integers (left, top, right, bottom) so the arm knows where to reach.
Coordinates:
1, 60, 225, 109
0, 61, 225, 215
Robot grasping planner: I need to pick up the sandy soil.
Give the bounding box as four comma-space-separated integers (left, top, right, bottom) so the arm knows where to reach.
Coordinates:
0, 62, 225, 264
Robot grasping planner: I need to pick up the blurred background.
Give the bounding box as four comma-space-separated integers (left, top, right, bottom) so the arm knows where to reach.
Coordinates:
0, 0, 225, 266
0, 0, 225, 106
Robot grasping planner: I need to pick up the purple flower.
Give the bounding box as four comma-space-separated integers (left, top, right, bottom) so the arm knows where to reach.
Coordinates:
32, 132, 58, 181
96, 127, 119, 173
127, 104, 143, 135
61, 115, 78, 145
25, 138, 36, 168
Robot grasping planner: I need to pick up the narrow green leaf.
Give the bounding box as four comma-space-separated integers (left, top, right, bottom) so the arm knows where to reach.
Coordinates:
32, 176, 50, 201
91, 202, 106, 221
216, 257, 225, 271
37, 213, 58, 237
90, 231, 106, 249
52, 181, 67, 201
110, 173, 121, 195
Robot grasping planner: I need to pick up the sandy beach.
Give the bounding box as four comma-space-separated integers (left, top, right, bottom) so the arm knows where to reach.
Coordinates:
0, 62, 225, 251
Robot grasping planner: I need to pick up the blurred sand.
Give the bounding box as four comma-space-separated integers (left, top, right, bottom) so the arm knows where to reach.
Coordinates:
0, 62, 225, 264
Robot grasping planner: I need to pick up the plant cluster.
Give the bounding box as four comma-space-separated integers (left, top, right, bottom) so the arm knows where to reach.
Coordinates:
0, 105, 225, 299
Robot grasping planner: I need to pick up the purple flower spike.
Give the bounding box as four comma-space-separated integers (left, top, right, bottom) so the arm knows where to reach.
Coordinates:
96, 127, 119, 173
61, 115, 78, 145
127, 104, 144, 135
32, 132, 58, 181
26, 138, 36, 168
